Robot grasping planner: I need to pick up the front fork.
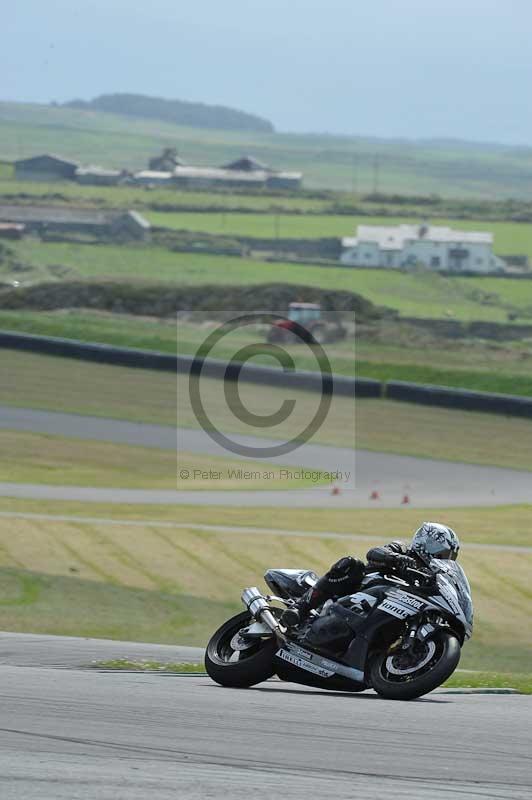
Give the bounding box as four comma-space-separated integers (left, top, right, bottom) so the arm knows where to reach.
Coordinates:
390, 620, 438, 656
241, 587, 288, 643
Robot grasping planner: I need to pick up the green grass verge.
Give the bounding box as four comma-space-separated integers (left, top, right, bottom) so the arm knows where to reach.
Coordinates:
94, 659, 204, 673
91, 660, 531, 692
444, 671, 532, 693
0, 566, 240, 645
354, 360, 532, 397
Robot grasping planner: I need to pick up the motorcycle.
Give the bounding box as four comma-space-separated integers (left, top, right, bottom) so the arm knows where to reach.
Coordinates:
205, 559, 473, 700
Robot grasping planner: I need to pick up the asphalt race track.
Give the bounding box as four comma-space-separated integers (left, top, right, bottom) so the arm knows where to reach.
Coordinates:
1, 398, 531, 798
1, 405, 531, 507
0, 631, 204, 668
0, 633, 529, 800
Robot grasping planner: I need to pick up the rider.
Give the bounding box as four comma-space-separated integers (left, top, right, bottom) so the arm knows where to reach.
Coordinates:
296, 522, 460, 617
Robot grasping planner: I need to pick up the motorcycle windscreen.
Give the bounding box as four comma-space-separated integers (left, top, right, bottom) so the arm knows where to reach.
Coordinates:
431, 559, 474, 627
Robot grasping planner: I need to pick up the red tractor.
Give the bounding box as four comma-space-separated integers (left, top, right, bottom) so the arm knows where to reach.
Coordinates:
266, 302, 345, 345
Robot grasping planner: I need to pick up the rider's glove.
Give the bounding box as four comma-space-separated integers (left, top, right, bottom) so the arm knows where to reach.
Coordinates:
393, 554, 418, 575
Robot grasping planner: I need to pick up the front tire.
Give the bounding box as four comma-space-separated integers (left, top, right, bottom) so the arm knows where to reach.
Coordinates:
205, 611, 277, 688
370, 631, 461, 700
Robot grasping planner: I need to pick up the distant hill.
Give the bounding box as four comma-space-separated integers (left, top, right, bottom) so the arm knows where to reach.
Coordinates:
3, 101, 532, 196
62, 93, 274, 134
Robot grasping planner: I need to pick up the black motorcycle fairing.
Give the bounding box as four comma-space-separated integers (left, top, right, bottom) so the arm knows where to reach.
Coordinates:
303, 581, 440, 673
302, 608, 353, 653
333, 575, 469, 673
275, 660, 367, 693
264, 568, 318, 599
301, 590, 380, 653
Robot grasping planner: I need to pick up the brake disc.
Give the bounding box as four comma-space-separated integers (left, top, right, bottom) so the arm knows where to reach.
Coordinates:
385, 640, 436, 675
229, 630, 257, 652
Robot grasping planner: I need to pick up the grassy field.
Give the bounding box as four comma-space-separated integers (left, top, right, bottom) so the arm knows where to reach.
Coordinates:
0, 177, 335, 214
0, 566, 234, 646
2, 309, 532, 398
0, 498, 529, 672
5, 240, 532, 324
147, 210, 532, 255
3, 350, 532, 471
4, 101, 532, 197
0, 430, 326, 491
4, 175, 532, 226
0, 178, 329, 213
2, 496, 532, 546
175, 319, 532, 396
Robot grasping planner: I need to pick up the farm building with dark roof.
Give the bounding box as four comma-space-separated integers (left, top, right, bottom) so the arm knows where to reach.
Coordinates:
14, 154, 79, 182
0, 205, 151, 241
223, 155, 270, 172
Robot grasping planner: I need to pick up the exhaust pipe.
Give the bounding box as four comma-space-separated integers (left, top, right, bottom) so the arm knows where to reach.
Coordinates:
242, 587, 281, 634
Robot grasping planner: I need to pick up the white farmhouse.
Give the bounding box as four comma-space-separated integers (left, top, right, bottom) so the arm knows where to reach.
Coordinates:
340, 224, 506, 273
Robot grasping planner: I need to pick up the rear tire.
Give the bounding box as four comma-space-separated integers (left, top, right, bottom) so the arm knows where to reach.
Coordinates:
205, 611, 277, 688
370, 631, 461, 700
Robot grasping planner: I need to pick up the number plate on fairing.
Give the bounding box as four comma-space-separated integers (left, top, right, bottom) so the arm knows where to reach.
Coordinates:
276, 648, 335, 678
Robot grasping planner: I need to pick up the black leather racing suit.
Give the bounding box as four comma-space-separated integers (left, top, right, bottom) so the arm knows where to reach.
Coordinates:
297, 540, 424, 616
366, 539, 423, 574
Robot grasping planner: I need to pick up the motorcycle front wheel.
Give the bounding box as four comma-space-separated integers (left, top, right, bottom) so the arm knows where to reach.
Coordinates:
205, 611, 277, 688
370, 630, 461, 700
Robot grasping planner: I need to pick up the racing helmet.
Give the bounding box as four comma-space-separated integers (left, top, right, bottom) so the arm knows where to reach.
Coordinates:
411, 522, 460, 564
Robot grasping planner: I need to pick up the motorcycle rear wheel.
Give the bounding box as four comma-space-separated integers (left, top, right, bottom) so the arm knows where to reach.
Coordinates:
370, 631, 461, 700
205, 611, 277, 688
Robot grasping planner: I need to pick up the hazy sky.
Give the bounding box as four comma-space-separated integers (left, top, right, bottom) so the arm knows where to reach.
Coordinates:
4, 0, 532, 143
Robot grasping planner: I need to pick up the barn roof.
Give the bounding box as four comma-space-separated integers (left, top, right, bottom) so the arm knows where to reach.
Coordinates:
0, 204, 108, 224
343, 224, 493, 251
75, 166, 123, 178
173, 166, 267, 183
0, 204, 149, 229
222, 155, 270, 172
14, 153, 80, 169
